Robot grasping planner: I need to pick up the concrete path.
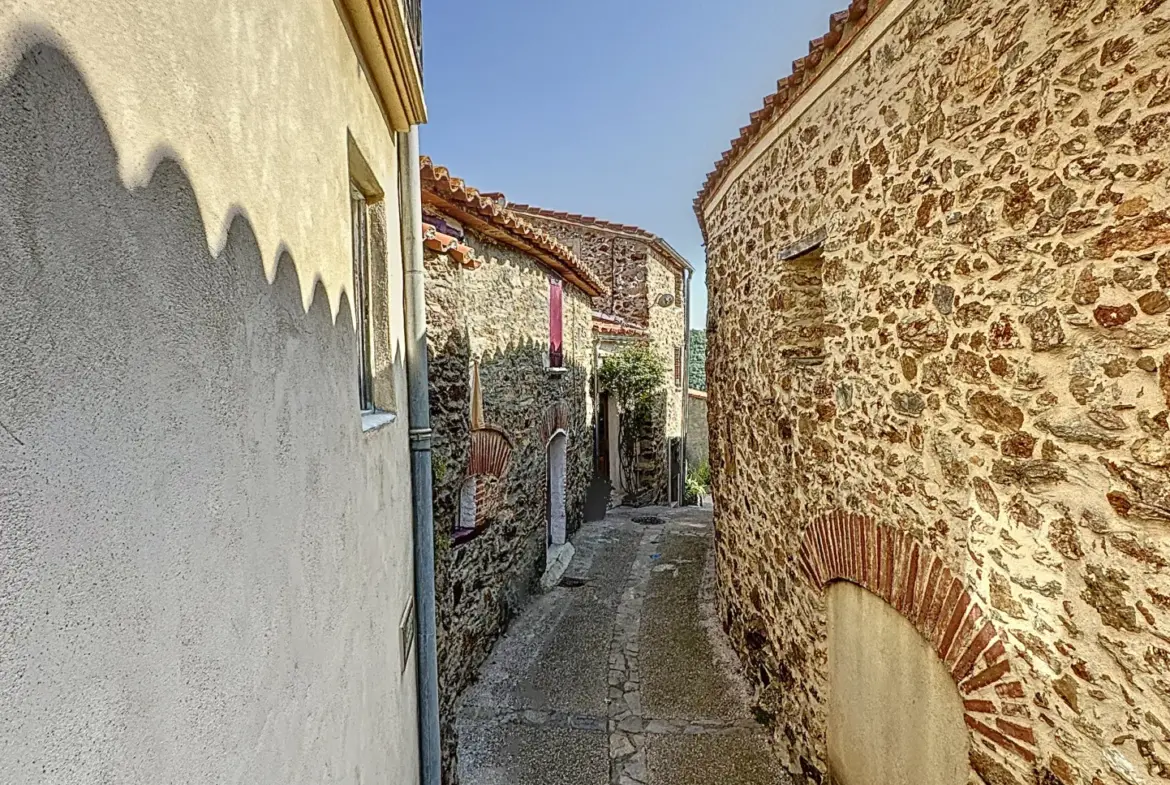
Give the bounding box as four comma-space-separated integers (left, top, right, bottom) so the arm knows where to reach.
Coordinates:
456, 506, 790, 785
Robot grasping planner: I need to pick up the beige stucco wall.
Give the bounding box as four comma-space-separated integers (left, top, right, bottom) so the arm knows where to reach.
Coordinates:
0, 3, 419, 783
0, 0, 400, 316
827, 582, 969, 785
702, 0, 1170, 782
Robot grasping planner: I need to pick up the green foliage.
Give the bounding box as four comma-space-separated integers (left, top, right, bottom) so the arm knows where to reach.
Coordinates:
599, 345, 666, 412
683, 460, 711, 506
690, 460, 711, 490
688, 329, 707, 391
599, 346, 666, 500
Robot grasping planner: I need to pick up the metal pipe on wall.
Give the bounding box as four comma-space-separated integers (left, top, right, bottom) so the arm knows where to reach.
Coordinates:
399, 125, 441, 785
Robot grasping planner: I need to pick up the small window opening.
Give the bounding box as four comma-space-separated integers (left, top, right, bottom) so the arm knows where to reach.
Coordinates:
774, 244, 827, 362
456, 476, 478, 534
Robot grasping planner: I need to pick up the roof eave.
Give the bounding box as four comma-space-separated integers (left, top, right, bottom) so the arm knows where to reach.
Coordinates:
421, 192, 604, 298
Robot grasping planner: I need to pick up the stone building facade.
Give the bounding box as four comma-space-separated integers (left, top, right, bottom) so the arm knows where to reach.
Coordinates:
510, 205, 693, 505
0, 2, 427, 783
686, 389, 710, 470
697, 0, 1170, 784
419, 160, 602, 783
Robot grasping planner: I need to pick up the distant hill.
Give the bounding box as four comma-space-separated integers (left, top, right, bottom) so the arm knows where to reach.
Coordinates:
688, 329, 706, 391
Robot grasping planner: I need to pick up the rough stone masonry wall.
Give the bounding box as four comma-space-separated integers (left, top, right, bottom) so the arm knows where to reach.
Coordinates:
522, 215, 652, 326
521, 216, 687, 503
424, 226, 593, 784
646, 248, 688, 501
703, 0, 1170, 783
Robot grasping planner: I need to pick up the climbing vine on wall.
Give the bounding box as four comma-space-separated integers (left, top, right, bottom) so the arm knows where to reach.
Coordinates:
598, 346, 665, 502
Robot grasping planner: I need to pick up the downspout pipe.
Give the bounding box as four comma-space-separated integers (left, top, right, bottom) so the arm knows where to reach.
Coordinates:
399, 125, 441, 785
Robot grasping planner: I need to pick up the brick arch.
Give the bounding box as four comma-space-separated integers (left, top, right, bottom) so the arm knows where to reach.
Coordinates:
797, 511, 1038, 766
538, 401, 571, 447
469, 425, 513, 479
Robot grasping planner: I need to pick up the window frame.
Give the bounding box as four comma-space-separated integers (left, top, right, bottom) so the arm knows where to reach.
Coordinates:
351, 183, 376, 413
348, 134, 397, 429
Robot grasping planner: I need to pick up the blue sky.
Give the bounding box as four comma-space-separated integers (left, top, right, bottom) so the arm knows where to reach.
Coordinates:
419, 0, 845, 329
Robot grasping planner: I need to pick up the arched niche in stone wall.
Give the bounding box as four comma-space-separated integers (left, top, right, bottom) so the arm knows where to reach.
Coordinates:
798, 512, 1038, 784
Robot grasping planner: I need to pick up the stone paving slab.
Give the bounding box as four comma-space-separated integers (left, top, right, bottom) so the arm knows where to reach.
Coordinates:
458, 722, 609, 785
457, 505, 790, 785
645, 731, 786, 785
640, 524, 743, 720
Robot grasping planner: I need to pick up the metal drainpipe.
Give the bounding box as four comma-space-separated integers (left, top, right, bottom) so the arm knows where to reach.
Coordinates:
399, 125, 441, 785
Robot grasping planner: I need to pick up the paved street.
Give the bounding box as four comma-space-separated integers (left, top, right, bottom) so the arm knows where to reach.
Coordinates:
456, 506, 788, 785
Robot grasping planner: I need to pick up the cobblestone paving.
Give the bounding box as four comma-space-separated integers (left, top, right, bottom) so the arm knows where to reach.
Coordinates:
457, 506, 789, 785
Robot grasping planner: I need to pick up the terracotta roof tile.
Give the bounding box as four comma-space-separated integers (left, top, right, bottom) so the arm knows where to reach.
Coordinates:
420, 158, 605, 296
694, 0, 891, 242
423, 222, 483, 269
509, 204, 693, 273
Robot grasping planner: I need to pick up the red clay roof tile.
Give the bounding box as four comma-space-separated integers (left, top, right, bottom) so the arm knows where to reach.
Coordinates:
420, 158, 605, 296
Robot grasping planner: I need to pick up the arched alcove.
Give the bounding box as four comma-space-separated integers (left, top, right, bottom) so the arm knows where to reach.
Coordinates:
827, 582, 968, 785
798, 512, 1038, 782
457, 476, 478, 533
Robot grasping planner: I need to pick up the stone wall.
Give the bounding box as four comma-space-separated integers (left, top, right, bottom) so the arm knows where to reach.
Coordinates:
701, 0, 1170, 783
423, 221, 594, 784
523, 215, 689, 504
686, 391, 710, 470
521, 215, 652, 325
647, 248, 688, 503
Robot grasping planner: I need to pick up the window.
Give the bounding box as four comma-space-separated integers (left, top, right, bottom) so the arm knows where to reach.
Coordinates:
352, 184, 374, 411
774, 244, 827, 362
349, 134, 396, 428
674, 345, 683, 387
549, 276, 564, 368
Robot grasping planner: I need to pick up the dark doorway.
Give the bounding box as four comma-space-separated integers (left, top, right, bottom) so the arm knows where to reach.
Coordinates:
597, 391, 611, 478
668, 437, 682, 505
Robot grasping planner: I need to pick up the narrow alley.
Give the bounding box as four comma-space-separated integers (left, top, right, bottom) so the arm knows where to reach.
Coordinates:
455, 506, 786, 785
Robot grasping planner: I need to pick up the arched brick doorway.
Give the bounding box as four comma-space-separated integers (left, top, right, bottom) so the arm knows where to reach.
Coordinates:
798, 512, 1038, 783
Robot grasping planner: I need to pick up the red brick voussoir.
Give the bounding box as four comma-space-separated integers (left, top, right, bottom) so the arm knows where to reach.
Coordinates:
538, 400, 571, 447
797, 511, 1038, 765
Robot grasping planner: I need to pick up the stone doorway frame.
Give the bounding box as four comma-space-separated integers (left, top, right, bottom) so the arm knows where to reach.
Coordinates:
538, 401, 574, 589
